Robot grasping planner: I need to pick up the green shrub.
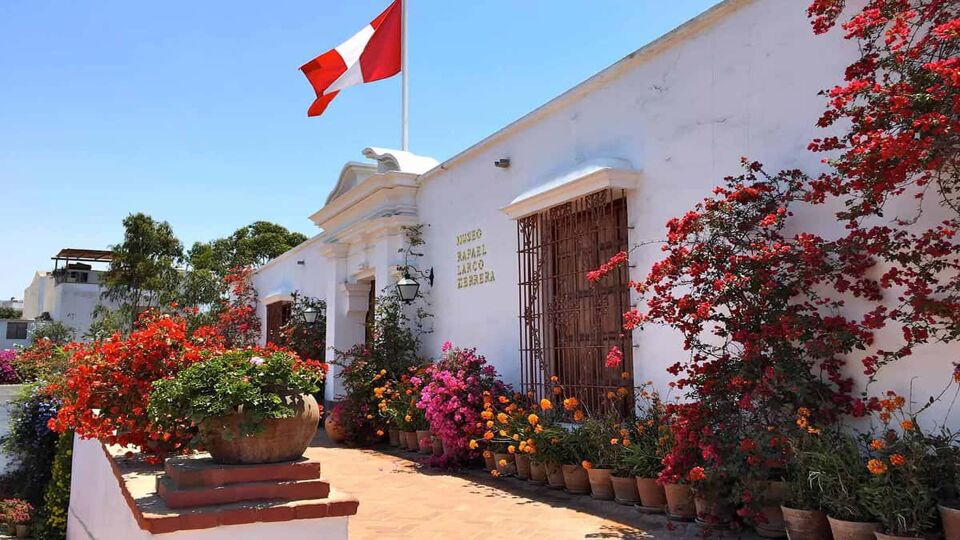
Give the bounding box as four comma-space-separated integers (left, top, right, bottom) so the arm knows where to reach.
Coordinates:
33, 431, 72, 540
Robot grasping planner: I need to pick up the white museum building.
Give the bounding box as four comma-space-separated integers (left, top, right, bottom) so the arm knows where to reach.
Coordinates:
253, 0, 959, 425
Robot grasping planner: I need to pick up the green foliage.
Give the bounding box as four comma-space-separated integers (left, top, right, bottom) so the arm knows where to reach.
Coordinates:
101, 213, 184, 330
11, 340, 69, 385
1, 385, 60, 505
29, 321, 74, 346
798, 429, 872, 521
0, 307, 22, 320
277, 293, 327, 361
148, 350, 325, 441
367, 294, 425, 378
579, 415, 623, 470
33, 431, 72, 540
527, 413, 571, 465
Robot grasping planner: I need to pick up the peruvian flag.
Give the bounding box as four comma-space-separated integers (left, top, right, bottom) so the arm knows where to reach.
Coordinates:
300, 0, 402, 117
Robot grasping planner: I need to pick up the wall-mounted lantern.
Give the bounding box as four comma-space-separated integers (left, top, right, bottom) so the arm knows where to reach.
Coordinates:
395, 273, 421, 304
303, 306, 320, 325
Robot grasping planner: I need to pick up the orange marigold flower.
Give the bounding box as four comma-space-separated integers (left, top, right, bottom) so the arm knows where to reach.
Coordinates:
573, 410, 585, 422
376, 429, 384, 436
901, 419, 915, 431
534, 425, 544, 433
498, 396, 509, 404
496, 412, 509, 424
797, 407, 811, 417
483, 431, 494, 440
879, 412, 891, 422
889, 454, 906, 467
610, 438, 619, 445
528, 414, 539, 426
870, 439, 886, 451
562, 397, 579, 411
483, 450, 492, 458
469, 439, 479, 450
498, 459, 507, 467
539, 399, 553, 410
486, 420, 494, 428
490, 469, 500, 477
549, 375, 559, 383
481, 410, 494, 420
581, 460, 593, 470
867, 458, 888, 475
606, 391, 616, 400
508, 445, 516, 454
552, 386, 562, 395
622, 438, 631, 447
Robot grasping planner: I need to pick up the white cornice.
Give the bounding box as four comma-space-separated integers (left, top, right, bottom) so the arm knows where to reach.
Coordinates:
501, 160, 642, 219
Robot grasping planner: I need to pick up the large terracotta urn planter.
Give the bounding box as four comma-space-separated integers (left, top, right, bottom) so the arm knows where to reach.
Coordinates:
416, 430, 433, 454
515, 454, 532, 480
611, 475, 640, 505
636, 477, 667, 513
388, 428, 401, 447
494, 452, 516, 476
529, 461, 547, 484
941, 504, 960, 540
754, 481, 787, 538
203, 393, 321, 464
545, 462, 565, 489
587, 468, 615, 500
827, 517, 880, 540
431, 437, 443, 456
562, 464, 591, 494
323, 408, 347, 444
875, 533, 938, 540
781, 506, 831, 540
403, 431, 419, 451
663, 483, 696, 521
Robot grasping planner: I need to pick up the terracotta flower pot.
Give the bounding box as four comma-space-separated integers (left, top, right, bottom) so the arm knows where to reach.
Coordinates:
636, 477, 667, 514
203, 393, 321, 464
15, 525, 27, 539
323, 409, 347, 444
441, 439, 454, 458
388, 428, 401, 446
432, 437, 443, 456
587, 468, 615, 500
782, 506, 831, 540
561, 464, 590, 494
781, 506, 831, 540
754, 481, 787, 538
515, 454, 532, 480
529, 461, 547, 484
403, 431, 419, 451
483, 452, 496, 471
875, 533, 938, 540
416, 430, 432, 454
494, 452, 516, 476
941, 504, 960, 540
827, 517, 881, 540
695, 492, 735, 525
663, 483, 696, 521
611, 475, 640, 505
545, 462, 565, 489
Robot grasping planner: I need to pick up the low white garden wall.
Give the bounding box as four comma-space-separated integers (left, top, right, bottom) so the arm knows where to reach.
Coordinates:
67, 436, 350, 540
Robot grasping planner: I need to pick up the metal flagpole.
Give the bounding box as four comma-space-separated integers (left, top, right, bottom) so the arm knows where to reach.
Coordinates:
401, 0, 409, 151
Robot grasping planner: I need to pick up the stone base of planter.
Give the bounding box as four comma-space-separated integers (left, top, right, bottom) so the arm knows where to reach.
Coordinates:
67, 436, 358, 539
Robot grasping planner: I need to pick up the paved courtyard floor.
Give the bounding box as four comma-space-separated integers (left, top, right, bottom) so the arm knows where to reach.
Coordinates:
310, 433, 751, 540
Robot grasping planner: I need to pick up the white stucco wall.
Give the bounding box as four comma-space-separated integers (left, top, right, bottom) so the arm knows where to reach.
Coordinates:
0, 384, 25, 475
67, 436, 349, 540
0, 320, 33, 350
253, 0, 958, 426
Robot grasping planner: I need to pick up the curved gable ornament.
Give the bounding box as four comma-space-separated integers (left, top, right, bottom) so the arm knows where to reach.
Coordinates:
362, 147, 440, 175
325, 161, 378, 205
500, 157, 642, 220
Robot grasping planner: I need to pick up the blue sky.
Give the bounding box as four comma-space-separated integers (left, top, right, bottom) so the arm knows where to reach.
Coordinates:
0, 0, 720, 299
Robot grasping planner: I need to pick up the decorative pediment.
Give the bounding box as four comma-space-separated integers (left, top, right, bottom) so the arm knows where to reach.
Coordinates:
325, 162, 379, 205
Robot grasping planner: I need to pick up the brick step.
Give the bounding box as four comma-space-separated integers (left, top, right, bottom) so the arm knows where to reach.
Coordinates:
164, 452, 322, 489
141, 489, 360, 535
158, 476, 331, 509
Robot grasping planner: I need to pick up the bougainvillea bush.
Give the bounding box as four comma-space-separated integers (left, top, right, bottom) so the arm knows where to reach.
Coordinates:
1, 385, 61, 504
0, 349, 18, 384
48, 313, 225, 461
11, 339, 69, 385
213, 267, 261, 348
416, 342, 510, 466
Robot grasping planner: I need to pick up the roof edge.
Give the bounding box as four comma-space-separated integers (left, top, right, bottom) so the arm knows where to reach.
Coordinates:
418, 0, 754, 184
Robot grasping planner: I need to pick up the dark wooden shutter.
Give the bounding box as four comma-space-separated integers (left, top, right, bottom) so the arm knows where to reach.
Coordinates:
518, 189, 632, 414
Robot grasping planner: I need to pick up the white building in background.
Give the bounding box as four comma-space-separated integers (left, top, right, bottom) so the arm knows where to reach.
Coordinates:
22, 248, 114, 340
253, 0, 959, 426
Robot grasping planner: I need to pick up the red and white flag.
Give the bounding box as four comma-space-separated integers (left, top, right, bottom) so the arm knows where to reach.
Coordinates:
300, 0, 402, 117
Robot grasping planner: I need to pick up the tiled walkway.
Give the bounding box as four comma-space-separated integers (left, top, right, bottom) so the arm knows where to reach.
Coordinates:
310, 433, 738, 540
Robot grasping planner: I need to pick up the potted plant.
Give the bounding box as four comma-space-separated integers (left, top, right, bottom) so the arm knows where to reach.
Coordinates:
780, 407, 834, 540
527, 406, 568, 489
580, 415, 620, 500
805, 430, 879, 540
560, 425, 592, 495
862, 400, 956, 540
2, 498, 34, 538
148, 349, 326, 464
